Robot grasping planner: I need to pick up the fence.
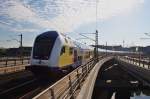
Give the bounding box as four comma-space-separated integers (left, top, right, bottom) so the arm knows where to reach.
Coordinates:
0, 57, 30, 74
0, 57, 30, 67
33, 56, 104, 99
118, 56, 150, 69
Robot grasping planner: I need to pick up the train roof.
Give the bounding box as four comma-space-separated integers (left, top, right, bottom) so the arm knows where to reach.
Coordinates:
59, 32, 94, 50
37, 31, 94, 51
73, 41, 94, 50
98, 48, 135, 54
37, 31, 58, 38
36, 31, 136, 54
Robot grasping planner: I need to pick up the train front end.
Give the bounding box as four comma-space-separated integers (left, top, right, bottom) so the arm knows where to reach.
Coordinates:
26, 31, 63, 76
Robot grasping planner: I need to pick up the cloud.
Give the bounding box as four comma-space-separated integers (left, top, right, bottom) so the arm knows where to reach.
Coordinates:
46, 0, 144, 32
99, 0, 144, 19
0, 0, 145, 33
11, 28, 38, 33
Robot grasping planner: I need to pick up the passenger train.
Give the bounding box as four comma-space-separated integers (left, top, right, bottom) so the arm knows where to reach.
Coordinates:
26, 31, 94, 76
26, 31, 136, 76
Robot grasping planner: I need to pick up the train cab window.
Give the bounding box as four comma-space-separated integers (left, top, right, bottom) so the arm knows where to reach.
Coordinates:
60, 46, 66, 55
33, 39, 52, 60
69, 47, 73, 55
33, 31, 58, 60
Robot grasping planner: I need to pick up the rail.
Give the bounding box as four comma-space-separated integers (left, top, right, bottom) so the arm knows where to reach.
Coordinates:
77, 56, 113, 99
0, 57, 30, 74
118, 56, 150, 69
33, 56, 106, 99
117, 56, 150, 86
0, 57, 30, 67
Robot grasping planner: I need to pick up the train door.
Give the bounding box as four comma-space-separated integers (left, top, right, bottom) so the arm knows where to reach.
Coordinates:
72, 49, 78, 68
78, 49, 83, 65
74, 49, 77, 62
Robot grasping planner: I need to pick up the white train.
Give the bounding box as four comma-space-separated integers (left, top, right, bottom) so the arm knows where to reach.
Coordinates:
26, 31, 94, 75
26, 31, 135, 76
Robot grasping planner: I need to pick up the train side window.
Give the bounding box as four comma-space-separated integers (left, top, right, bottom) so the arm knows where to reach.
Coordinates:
61, 46, 65, 55
69, 47, 73, 55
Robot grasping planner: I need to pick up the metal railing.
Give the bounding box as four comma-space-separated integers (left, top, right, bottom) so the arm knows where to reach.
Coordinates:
118, 56, 150, 69
33, 56, 104, 99
0, 57, 30, 67
77, 56, 113, 99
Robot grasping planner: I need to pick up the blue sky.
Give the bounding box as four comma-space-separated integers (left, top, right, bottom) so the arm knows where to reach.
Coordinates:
0, 0, 150, 48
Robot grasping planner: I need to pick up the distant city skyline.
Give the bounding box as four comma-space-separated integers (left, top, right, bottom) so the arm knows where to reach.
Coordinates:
0, 0, 150, 48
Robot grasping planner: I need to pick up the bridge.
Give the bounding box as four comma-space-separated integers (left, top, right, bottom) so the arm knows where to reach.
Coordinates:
0, 54, 150, 98
0, 54, 149, 99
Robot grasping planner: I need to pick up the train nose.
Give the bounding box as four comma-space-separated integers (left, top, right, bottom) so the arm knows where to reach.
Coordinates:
31, 59, 49, 66
37, 60, 48, 65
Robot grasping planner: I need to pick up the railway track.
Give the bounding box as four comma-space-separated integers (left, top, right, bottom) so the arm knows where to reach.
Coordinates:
0, 77, 57, 99
92, 58, 150, 99
0, 58, 102, 99
0, 79, 37, 98
0, 69, 64, 99
0, 70, 35, 98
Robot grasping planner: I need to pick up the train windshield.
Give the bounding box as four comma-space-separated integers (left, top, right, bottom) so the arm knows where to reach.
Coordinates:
33, 31, 58, 60
33, 38, 52, 60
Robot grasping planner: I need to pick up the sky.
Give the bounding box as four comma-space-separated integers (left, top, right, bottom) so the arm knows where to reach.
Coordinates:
0, 0, 150, 48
